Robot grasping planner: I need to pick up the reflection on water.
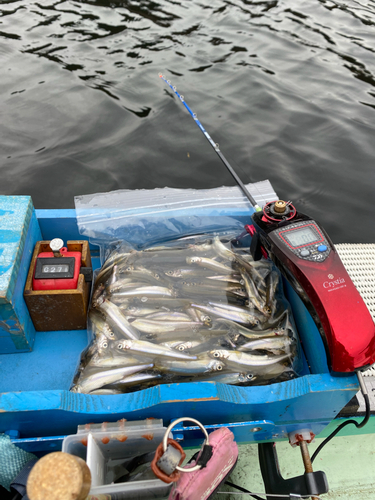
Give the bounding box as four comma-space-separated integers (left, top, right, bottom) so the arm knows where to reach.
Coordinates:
0, 0, 375, 242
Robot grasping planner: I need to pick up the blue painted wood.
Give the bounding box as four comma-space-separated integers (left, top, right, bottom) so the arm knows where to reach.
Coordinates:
36, 209, 100, 255
0, 209, 361, 443
0, 197, 42, 352
10, 436, 65, 454
0, 373, 358, 439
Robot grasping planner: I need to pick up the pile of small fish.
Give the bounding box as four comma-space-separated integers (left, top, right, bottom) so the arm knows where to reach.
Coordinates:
71, 235, 300, 394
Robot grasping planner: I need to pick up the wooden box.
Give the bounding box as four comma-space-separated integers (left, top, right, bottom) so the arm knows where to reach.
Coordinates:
24, 241, 91, 331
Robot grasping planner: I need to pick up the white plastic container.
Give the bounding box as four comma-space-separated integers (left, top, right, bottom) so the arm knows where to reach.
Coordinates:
62, 419, 172, 499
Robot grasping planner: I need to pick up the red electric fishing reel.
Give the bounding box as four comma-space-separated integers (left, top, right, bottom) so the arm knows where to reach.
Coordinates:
247, 200, 375, 374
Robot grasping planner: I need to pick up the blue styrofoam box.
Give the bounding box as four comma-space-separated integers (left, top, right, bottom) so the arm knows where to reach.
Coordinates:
0, 209, 360, 445
0, 196, 42, 353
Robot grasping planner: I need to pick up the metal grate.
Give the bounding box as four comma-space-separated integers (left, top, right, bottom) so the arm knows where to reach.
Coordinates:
336, 243, 375, 377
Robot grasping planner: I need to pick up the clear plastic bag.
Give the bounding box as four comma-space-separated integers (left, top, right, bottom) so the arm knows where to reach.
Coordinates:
71, 232, 303, 394
74, 181, 277, 252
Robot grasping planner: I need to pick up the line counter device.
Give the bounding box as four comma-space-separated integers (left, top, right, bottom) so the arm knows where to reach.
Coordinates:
24, 238, 92, 331
159, 73, 375, 376
32, 238, 82, 291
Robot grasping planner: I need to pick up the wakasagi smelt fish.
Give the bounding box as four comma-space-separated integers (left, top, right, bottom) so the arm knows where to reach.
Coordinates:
117, 339, 198, 361
97, 299, 140, 340
74, 363, 153, 393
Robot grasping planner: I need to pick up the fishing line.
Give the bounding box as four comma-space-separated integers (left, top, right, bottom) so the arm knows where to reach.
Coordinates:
159, 73, 263, 212
310, 370, 370, 464
218, 483, 324, 499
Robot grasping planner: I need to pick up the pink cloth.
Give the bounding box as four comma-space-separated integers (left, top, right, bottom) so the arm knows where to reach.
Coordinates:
168, 427, 238, 500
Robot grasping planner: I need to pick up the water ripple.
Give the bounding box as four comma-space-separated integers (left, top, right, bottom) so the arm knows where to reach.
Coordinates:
0, 0, 375, 243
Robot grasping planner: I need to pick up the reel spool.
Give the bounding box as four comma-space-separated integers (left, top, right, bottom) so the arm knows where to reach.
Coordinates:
263, 200, 297, 223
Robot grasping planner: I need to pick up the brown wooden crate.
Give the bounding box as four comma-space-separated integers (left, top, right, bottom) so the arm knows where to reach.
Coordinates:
24, 241, 91, 331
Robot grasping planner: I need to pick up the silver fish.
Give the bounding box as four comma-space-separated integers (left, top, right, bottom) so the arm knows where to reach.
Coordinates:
87, 353, 153, 369
123, 306, 167, 317
195, 371, 256, 384
95, 252, 132, 285
119, 266, 167, 285
144, 311, 192, 322
97, 299, 140, 340
113, 372, 162, 387
206, 275, 243, 284
91, 283, 105, 308
186, 256, 233, 273
157, 355, 224, 374
212, 236, 238, 262
210, 349, 291, 370
109, 264, 118, 286
238, 336, 294, 353
117, 339, 198, 361
218, 319, 284, 339
111, 286, 175, 299
130, 297, 194, 308
99, 324, 116, 341
141, 329, 206, 343
107, 278, 138, 294
266, 269, 280, 316
164, 268, 210, 278
234, 256, 268, 285
74, 363, 154, 393
241, 271, 271, 317
176, 282, 237, 299
94, 333, 110, 354
131, 318, 202, 334
161, 340, 202, 351
208, 302, 250, 314
187, 278, 243, 290
186, 308, 212, 326
89, 388, 123, 395
192, 303, 260, 326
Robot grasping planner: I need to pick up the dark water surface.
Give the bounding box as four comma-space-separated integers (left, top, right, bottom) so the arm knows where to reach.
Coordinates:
1, 0, 375, 243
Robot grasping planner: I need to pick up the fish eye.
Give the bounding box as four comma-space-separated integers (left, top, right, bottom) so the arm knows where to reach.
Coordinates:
217, 364, 223, 371
102, 342, 108, 348
178, 345, 185, 351
126, 266, 132, 272
117, 344, 123, 349
246, 374, 253, 380
213, 351, 220, 358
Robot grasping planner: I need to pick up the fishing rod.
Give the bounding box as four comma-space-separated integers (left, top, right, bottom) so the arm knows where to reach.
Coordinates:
159, 73, 262, 212
159, 72, 375, 374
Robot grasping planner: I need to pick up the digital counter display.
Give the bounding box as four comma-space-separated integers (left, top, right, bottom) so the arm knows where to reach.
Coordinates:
42, 264, 70, 274
283, 226, 320, 247
34, 257, 75, 280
